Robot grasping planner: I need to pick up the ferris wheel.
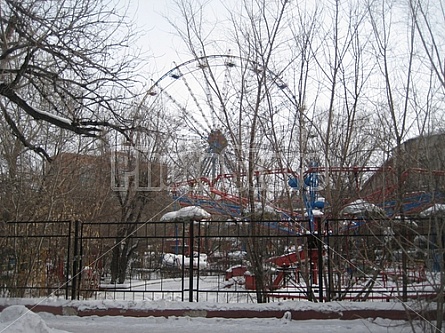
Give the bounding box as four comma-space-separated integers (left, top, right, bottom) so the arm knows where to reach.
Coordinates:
143, 54, 301, 218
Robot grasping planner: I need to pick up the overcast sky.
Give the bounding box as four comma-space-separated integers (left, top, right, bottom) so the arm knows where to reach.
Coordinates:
125, 0, 181, 79
126, 0, 237, 81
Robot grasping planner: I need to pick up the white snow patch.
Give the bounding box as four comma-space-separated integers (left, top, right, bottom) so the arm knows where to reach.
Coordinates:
32, 108, 72, 125
0, 305, 55, 333
160, 206, 211, 221
341, 199, 384, 216
420, 204, 445, 217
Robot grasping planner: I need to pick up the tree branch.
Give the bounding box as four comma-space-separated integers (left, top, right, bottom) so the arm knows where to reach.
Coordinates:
0, 101, 52, 161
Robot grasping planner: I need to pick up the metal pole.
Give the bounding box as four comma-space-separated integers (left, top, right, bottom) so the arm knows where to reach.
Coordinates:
189, 219, 194, 302
318, 218, 323, 302
78, 220, 84, 299
71, 220, 80, 300
196, 221, 202, 302
401, 215, 408, 302
181, 221, 185, 302
66, 220, 72, 299
326, 219, 332, 302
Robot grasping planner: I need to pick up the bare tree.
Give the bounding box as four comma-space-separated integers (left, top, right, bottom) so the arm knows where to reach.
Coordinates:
368, 0, 422, 310
157, 0, 297, 302
0, 0, 142, 159
406, 1, 445, 331
106, 100, 175, 284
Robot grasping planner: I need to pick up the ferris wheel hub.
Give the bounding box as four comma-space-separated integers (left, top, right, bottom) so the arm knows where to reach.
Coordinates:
207, 129, 228, 154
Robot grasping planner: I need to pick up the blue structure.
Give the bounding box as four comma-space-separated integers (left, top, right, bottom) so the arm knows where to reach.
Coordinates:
288, 163, 326, 232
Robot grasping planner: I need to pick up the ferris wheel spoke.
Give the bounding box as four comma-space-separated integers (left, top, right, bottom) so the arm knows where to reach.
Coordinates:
219, 58, 233, 117
199, 56, 234, 128
176, 65, 214, 131
155, 84, 208, 135
200, 68, 218, 128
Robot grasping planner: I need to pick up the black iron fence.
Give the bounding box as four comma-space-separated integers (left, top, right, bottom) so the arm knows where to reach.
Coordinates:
0, 218, 442, 303
0, 221, 72, 299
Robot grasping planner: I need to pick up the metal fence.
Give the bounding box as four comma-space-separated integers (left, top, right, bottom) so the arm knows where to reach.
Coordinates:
0, 218, 441, 303
0, 221, 72, 299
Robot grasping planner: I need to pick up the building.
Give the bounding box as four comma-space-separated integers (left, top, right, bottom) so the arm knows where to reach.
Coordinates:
360, 133, 445, 216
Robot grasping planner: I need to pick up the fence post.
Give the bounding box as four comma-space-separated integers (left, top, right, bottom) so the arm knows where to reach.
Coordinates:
71, 220, 81, 300
65, 220, 73, 299
189, 219, 194, 302
181, 221, 186, 302
326, 219, 331, 302
317, 217, 323, 302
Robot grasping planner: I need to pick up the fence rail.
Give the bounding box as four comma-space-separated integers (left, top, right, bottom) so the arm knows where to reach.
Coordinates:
0, 218, 442, 303
0, 221, 72, 299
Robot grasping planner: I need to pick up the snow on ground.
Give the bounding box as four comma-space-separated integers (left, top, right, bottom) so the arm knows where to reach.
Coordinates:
0, 302, 414, 333
1, 267, 441, 333
0, 271, 438, 333
0, 298, 430, 333
38, 312, 412, 333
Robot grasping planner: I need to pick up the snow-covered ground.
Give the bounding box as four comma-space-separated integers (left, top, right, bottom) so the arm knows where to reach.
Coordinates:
0, 301, 419, 333
94, 272, 435, 304
35, 311, 414, 333
1, 270, 438, 333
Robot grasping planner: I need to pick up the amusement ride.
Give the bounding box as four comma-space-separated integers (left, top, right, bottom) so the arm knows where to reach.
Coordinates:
144, 54, 445, 301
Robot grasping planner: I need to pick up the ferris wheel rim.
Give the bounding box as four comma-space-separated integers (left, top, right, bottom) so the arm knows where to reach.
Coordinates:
141, 54, 299, 108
